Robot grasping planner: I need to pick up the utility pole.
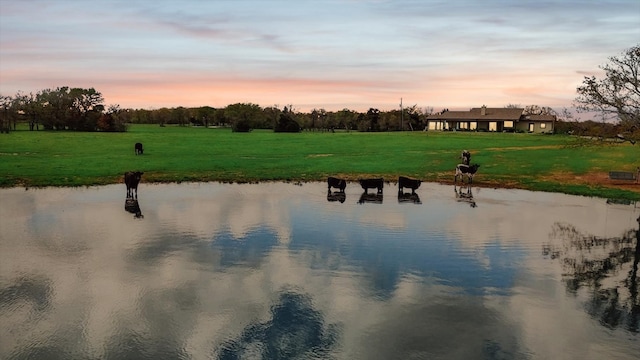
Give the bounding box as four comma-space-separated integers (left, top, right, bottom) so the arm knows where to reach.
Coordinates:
400, 98, 403, 131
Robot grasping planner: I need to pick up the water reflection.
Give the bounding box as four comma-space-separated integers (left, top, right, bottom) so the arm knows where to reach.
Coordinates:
545, 213, 640, 333
327, 191, 346, 203
454, 184, 477, 208
397, 191, 421, 204
125, 198, 144, 218
1, 182, 639, 359
358, 192, 383, 204
216, 290, 340, 359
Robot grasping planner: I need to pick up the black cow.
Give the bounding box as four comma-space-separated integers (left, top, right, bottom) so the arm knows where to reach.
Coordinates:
327, 176, 347, 192
124, 171, 143, 198
135, 142, 144, 155
358, 178, 384, 194
454, 164, 480, 184
460, 150, 471, 165
398, 176, 421, 194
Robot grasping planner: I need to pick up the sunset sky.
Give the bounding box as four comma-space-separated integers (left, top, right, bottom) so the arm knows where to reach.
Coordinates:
1, 0, 638, 112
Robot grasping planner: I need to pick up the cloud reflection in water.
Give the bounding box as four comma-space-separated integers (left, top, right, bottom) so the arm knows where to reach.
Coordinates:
0, 182, 638, 359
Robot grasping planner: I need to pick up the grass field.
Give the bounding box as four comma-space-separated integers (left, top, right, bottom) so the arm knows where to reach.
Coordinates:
1, 124, 639, 200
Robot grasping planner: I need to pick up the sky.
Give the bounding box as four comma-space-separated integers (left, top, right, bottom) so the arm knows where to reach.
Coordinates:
1, 0, 639, 113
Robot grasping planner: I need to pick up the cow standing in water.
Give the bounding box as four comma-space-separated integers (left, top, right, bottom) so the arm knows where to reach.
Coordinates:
124, 171, 143, 198
398, 176, 421, 194
359, 178, 384, 194
135, 142, 144, 155
454, 164, 480, 184
327, 177, 347, 192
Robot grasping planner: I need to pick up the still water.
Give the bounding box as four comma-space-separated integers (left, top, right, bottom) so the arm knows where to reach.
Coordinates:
0, 181, 638, 360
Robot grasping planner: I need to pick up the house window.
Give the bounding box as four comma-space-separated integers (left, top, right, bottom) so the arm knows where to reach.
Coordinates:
540, 123, 546, 129
504, 121, 514, 128
470, 122, 477, 130
489, 122, 497, 131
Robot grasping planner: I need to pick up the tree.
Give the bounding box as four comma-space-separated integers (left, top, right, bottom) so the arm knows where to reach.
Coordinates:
97, 104, 127, 132
36, 86, 105, 131
575, 44, 640, 127
334, 108, 358, 131
0, 95, 12, 133
225, 103, 263, 132
364, 108, 380, 132
274, 112, 301, 132
15, 92, 41, 131
523, 105, 557, 116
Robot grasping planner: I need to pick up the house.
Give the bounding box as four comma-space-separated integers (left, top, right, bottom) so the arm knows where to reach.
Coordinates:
426, 106, 556, 133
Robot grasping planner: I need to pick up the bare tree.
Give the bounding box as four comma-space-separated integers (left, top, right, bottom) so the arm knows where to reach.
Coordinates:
523, 105, 557, 116
575, 44, 640, 126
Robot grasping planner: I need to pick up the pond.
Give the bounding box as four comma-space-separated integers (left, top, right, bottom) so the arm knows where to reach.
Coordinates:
0, 181, 638, 360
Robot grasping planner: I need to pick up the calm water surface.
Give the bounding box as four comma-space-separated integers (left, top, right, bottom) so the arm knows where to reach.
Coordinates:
0, 182, 638, 360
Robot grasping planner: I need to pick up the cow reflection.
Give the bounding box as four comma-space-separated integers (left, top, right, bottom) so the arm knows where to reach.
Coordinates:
358, 192, 383, 204
125, 198, 144, 218
398, 190, 421, 204
454, 185, 477, 208
327, 190, 346, 203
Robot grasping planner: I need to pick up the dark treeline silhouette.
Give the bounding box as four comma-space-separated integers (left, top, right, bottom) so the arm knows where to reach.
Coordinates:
0, 88, 433, 133
544, 218, 639, 333
0, 86, 127, 132
122, 103, 430, 133
3, 86, 637, 139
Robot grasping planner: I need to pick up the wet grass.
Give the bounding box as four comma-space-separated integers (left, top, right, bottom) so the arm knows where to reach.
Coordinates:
0, 124, 638, 199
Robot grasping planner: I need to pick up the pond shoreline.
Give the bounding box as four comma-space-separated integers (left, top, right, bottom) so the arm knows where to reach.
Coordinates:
6, 175, 639, 201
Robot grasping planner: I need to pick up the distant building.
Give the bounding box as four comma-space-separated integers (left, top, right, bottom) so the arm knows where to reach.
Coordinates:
426, 106, 556, 133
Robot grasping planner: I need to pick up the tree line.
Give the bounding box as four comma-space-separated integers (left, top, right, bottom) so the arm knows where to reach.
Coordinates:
1, 44, 637, 135
119, 103, 431, 133
0, 89, 433, 133
0, 86, 127, 133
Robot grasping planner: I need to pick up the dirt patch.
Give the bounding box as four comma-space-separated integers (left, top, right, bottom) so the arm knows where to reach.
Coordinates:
308, 154, 333, 158
484, 145, 564, 151
541, 171, 640, 193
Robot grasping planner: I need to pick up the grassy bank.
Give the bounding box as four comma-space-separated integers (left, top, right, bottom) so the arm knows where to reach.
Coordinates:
1, 124, 638, 200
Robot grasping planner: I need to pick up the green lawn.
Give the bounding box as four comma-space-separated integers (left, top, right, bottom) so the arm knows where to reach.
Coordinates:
1, 125, 638, 199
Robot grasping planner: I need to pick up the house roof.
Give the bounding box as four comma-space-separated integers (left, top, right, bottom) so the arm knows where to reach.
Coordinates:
525, 114, 556, 121
428, 107, 524, 121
